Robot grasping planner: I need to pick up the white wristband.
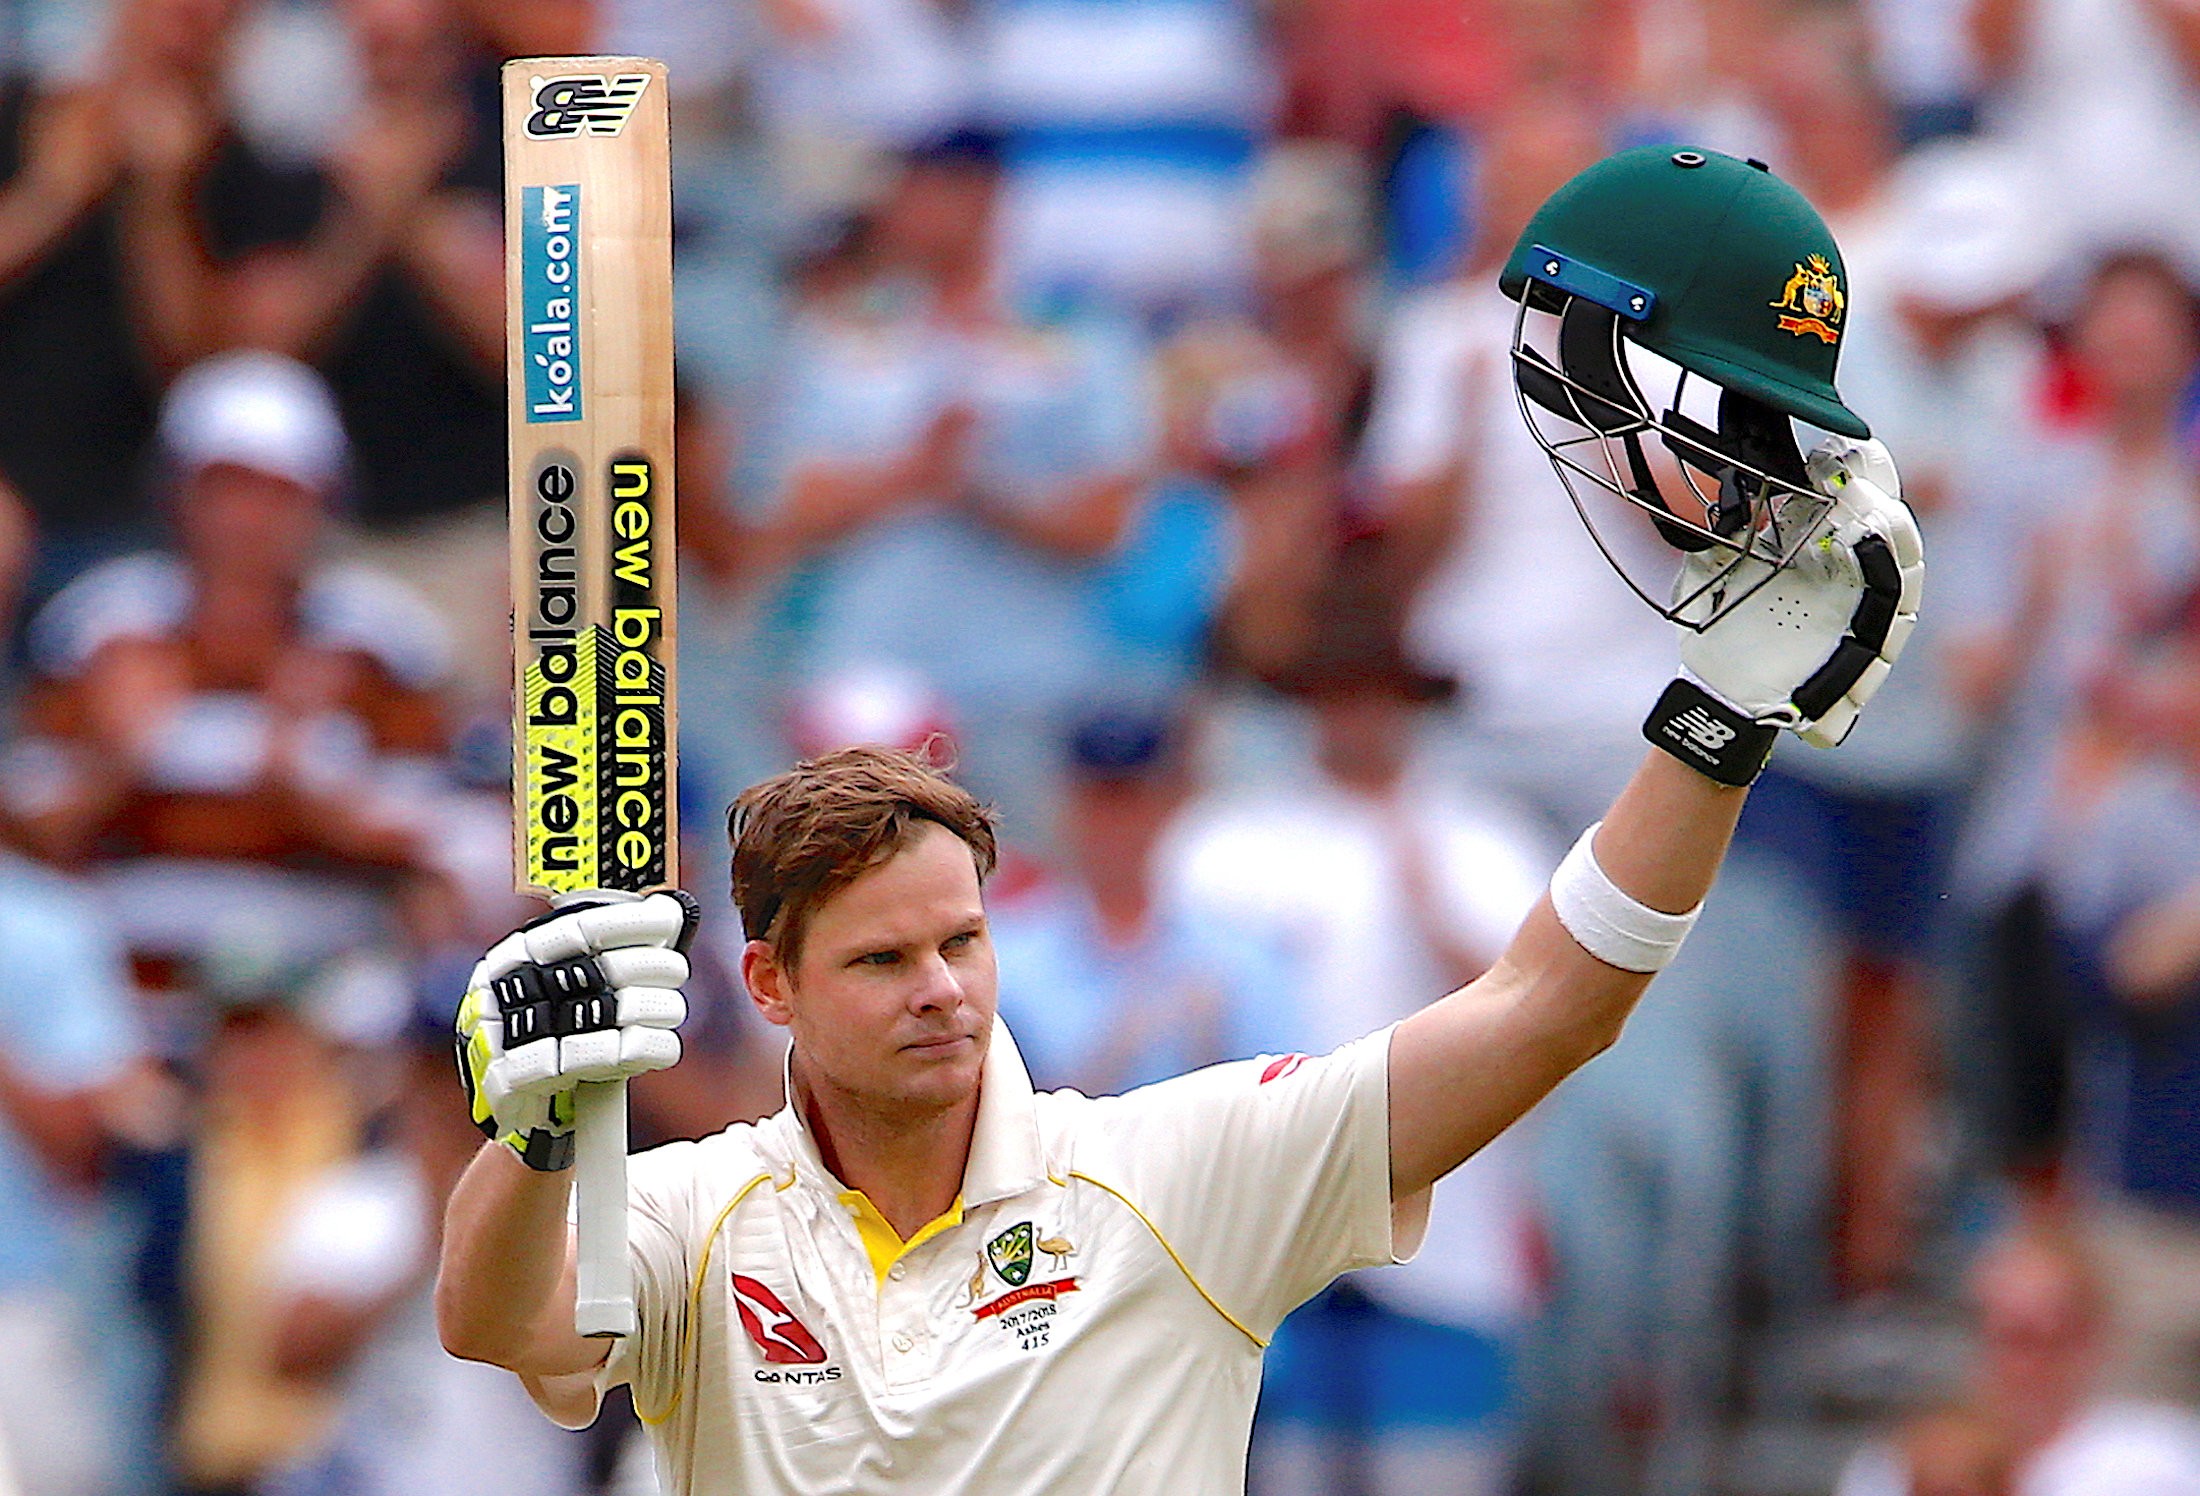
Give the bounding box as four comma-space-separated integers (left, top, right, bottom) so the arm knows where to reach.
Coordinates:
1548, 822, 1700, 973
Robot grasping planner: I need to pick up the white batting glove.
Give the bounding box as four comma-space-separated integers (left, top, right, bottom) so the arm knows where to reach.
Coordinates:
454, 890, 698, 1170
1645, 436, 1924, 785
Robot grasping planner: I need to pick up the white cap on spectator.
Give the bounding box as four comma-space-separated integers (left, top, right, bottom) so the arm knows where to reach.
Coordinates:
786, 664, 957, 759
1888, 140, 2064, 314
159, 350, 348, 492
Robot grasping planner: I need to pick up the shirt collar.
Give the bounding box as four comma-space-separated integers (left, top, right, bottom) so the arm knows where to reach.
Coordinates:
767, 1014, 1047, 1208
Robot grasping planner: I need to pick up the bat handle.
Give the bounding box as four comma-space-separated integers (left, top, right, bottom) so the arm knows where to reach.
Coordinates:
573, 1077, 635, 1338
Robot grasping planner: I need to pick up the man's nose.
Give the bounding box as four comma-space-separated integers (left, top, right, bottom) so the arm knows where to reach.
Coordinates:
906, 951, 962, 1012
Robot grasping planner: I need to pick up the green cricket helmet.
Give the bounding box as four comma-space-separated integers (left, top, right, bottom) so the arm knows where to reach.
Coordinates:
1500, 146, 1871, 627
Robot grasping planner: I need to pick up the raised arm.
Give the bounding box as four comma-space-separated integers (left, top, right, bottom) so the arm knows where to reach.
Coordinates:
1388, 435, 1923, 1198
1389, 752, 1741, 1197
435, 895, 697, 1408
437, 1143, 605, 1403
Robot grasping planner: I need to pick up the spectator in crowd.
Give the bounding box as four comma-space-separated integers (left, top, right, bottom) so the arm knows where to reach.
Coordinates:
1365, 87, 1672, 844
110, 0, 544, 707
1731, 3, 1979, 1301
1143, 140, 1372, 686
168, 936, 401, 1495
2029, 562, 2200, 1405
1970, 0, 2200, 263
989, 705, 1286, 1094
0, 0, 248, 609
753, 130, 1154, 843
0, 472, 170, 1496
1838, 1219, 2200, 1494
1163, 568, 1545, 1496
1143, 311, 1307, 682
4, 353, 469, 1037
257, 983, 590, 1496
1955, 248, 2200, 1188
966, 0, 1273, 314
0, 843, 157, 1496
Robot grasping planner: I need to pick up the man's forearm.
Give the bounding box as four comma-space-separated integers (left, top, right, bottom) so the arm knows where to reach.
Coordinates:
1589, 747, 1748, 911
1389, 751, 1746, 1197
435, 1140, 601, 1375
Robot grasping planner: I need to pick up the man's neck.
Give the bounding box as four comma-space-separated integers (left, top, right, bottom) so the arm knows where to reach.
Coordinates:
792, 1057, 981, 1241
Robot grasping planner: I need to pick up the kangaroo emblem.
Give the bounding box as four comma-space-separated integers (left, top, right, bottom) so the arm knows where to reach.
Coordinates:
957, 1252, 988, 1308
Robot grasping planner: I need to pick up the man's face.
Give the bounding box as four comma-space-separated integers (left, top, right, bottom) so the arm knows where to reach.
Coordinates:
746, 821, 995, 1118
879, 162, 997, 275
1066, 772, 1178, 900
1973, 1237, 2096, 1417
1313, 689, 1411, 795
178, 462, 324, 583
2075, 263, 2200, 414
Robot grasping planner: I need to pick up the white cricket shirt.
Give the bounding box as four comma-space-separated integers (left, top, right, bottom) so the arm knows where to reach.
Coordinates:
551, 1019, 1427, 1493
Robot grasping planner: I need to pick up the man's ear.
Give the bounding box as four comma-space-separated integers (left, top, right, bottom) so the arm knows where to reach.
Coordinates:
742, 939, 794, 1028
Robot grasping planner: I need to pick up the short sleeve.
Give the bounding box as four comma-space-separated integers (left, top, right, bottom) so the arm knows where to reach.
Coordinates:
1071, 1026, 1424, 1341
27, 553, 188, 679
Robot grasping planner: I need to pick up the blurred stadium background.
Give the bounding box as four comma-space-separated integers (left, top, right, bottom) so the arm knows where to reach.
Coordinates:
0, 0, 2198, 1492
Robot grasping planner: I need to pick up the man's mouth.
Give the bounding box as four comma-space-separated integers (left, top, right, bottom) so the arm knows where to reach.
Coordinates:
903, 1032, 975, 1054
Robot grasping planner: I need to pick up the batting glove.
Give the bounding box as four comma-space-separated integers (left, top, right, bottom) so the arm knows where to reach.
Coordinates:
1644, 436, 1924, 786
454, 890, 699, 1170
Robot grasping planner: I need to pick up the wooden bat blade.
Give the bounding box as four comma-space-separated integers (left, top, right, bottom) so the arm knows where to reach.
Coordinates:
506, 55, 678, 903
504, 54, 677, 1342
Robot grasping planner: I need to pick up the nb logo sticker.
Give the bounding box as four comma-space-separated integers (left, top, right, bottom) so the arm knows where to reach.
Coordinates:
526, 73, 651, 139
1673, 707, 1737, 751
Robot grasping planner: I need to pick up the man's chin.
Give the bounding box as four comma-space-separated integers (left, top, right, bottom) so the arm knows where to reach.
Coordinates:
890, 1032, 986, 1101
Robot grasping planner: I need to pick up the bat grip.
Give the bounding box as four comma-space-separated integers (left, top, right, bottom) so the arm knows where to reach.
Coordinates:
572, 1078, 634, 1338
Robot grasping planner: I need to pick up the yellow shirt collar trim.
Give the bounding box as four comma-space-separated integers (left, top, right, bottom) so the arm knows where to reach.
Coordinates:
839, 1190, 964, 1286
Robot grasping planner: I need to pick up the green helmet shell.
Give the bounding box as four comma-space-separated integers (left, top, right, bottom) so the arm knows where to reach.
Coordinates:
1500, 146, 1870, 440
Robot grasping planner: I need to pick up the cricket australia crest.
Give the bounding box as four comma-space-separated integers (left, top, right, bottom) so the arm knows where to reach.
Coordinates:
987, 1222, 1034, 1287
1771, 254, 1845, 345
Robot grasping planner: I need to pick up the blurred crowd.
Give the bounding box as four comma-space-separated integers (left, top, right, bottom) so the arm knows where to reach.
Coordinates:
0, 0, 2197, 1493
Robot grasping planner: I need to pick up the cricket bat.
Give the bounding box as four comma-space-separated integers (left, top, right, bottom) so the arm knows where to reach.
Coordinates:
505, 56, 676, 1340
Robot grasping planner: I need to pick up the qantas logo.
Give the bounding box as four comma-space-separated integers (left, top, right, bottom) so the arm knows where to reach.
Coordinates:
730, 1274, 827, 1364
1260, 1053, 1310, 1085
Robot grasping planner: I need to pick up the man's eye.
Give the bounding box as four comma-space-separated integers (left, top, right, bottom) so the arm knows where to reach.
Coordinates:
856, 950, 901, 967
943, 931, 976, 952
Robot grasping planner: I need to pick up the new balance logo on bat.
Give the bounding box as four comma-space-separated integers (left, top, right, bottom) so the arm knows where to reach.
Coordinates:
526, 73, 651, 138
1673, 707, 1737, 751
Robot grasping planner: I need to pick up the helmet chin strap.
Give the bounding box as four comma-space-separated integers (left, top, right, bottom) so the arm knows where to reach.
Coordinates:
1658, 384, 1812, 547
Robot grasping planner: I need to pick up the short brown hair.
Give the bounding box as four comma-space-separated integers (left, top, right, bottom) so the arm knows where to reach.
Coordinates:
728, 745, 998, 964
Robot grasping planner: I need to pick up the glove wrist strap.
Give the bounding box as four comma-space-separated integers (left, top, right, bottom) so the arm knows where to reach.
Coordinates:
503, 1128, 576, 1172
1642, 678, 1777, 787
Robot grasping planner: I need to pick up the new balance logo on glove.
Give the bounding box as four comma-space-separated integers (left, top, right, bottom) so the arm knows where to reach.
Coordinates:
1673, 708, 1737, 752
1645, 680, 1779, 788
